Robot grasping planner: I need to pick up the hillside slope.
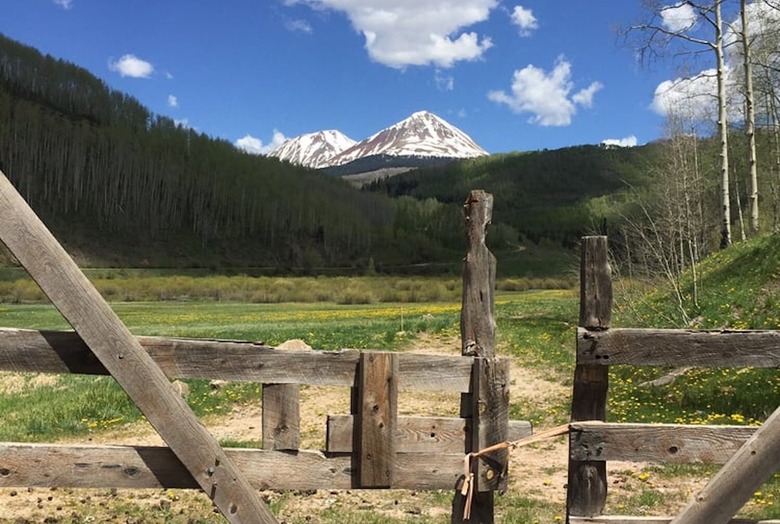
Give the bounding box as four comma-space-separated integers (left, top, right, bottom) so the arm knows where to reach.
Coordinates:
367, 145, 658, 247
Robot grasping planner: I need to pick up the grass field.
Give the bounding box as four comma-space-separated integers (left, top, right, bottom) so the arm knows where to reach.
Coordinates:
1, 266, 780, 521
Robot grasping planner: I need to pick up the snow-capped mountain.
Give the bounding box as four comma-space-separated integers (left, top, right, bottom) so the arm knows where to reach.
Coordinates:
270, 111, 488, 175
329, 111, 488, 166
269, 130, 356, 169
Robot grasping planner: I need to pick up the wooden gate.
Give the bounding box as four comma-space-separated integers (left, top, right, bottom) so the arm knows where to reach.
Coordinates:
0, 176, 523, 523
567, 236, 780, 524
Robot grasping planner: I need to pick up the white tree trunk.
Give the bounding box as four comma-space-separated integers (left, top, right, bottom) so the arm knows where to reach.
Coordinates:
742, 0, 759, 233
717, 0, 732, 247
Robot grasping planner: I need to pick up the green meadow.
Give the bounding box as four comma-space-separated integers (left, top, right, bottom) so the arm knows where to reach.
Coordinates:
1, 245, 780, 520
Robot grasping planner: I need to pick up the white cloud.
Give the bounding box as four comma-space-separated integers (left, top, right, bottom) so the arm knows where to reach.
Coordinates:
572, 81, 603, 108
435, 69, 455, 91
286, 18, 314, 34
235, 130, 289, 155
602, 136, 638, 148
53, 0, 73, 8
167, 95, 178, 108
510, 5, 537, 37
288, 0, 497, 68
488, 57, 602, 126
660, 3, 697, 33
108, 54, 154, 78
651, 69, 719, 121
174, 118, 192, 129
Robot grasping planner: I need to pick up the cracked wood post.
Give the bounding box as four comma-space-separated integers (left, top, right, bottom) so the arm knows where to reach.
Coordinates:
262, 383, 300, 451
452, 189, 503, 524
567, 236, 611, 521
669, 404, 780, 524
0, 170, 278, 524
356, 351, 398, 488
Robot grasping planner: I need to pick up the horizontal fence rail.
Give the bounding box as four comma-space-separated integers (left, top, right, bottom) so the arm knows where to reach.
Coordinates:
0, 444, 462, 491
569, 422, 757, 464
0, 328, 474, 391
577, 327, 780, 367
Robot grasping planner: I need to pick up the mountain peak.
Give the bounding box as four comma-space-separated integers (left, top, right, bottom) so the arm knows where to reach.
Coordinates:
269, 129, 356, 169
270, 111, 488, 171
329, 111, 488, 166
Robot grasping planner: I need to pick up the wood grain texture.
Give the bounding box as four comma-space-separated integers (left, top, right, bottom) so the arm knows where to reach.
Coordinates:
326, 416, 531, 454
569, 422, 757, 464
577, 327, 780, 367
0, 329, 474, 391
472, 357, 509, 493
460, 190, 496, 358
455, 190, 498, 524
356, 352, 398, 488
0, 171, 277, 524
670, 406, 780, 524
0, 444, 464, 490
262, 384, 300, 451
568, 236, 611, 519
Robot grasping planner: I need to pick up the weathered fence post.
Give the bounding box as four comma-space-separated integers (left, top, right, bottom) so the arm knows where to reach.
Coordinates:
356, 351, 398, 488
0, 170, 278, 524
453, 190, 508, 524
262, 383, 301, 450
566, 236, 611, 521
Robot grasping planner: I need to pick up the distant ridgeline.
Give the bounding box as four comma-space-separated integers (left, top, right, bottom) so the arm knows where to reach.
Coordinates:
365, 145, 659, 247
322, 154, 461, 177
0, 33, 657, 271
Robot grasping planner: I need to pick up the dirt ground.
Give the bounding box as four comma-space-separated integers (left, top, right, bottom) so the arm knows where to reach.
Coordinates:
0, 334, 681, 523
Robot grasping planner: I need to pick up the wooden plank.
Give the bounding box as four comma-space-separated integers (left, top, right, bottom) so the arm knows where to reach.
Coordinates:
569, 517, 780, 523
670, 405, 780, 524
569, 422, 757, 464
577, 327, 780, 367
262, 384, 300, 451
0, 443, 464, 490
0, 329, 474, 391
356, 352, 398, 488
568, 236, 611, 519
472, 357, 510, 493
326, 415, 532, 453
0, 171, 277, 524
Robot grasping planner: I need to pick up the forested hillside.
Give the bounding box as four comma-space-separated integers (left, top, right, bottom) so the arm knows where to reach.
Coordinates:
366, 145, 659, 247
0, 34, 397, 269
0, 33, 667, 273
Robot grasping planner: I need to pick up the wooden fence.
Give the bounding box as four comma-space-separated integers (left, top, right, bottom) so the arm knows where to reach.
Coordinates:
0, 176, 524, 523
0, 331, 530, 491
567, 236, 780, 524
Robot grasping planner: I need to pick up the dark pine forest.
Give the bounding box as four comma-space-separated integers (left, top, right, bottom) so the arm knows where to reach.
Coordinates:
0, 33, 658, 273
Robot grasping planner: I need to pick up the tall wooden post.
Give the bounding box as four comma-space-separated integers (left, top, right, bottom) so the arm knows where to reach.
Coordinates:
567, 236, 611, 521
0, 171, 278, 524
453, 190, 507, 524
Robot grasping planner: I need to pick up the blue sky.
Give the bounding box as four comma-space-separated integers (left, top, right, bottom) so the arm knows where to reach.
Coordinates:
2, 1, 720, 154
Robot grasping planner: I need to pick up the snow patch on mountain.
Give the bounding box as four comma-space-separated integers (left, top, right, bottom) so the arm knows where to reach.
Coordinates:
270, 111, 488, 171
329, 111, 488, 166
269, 130, 356, 169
